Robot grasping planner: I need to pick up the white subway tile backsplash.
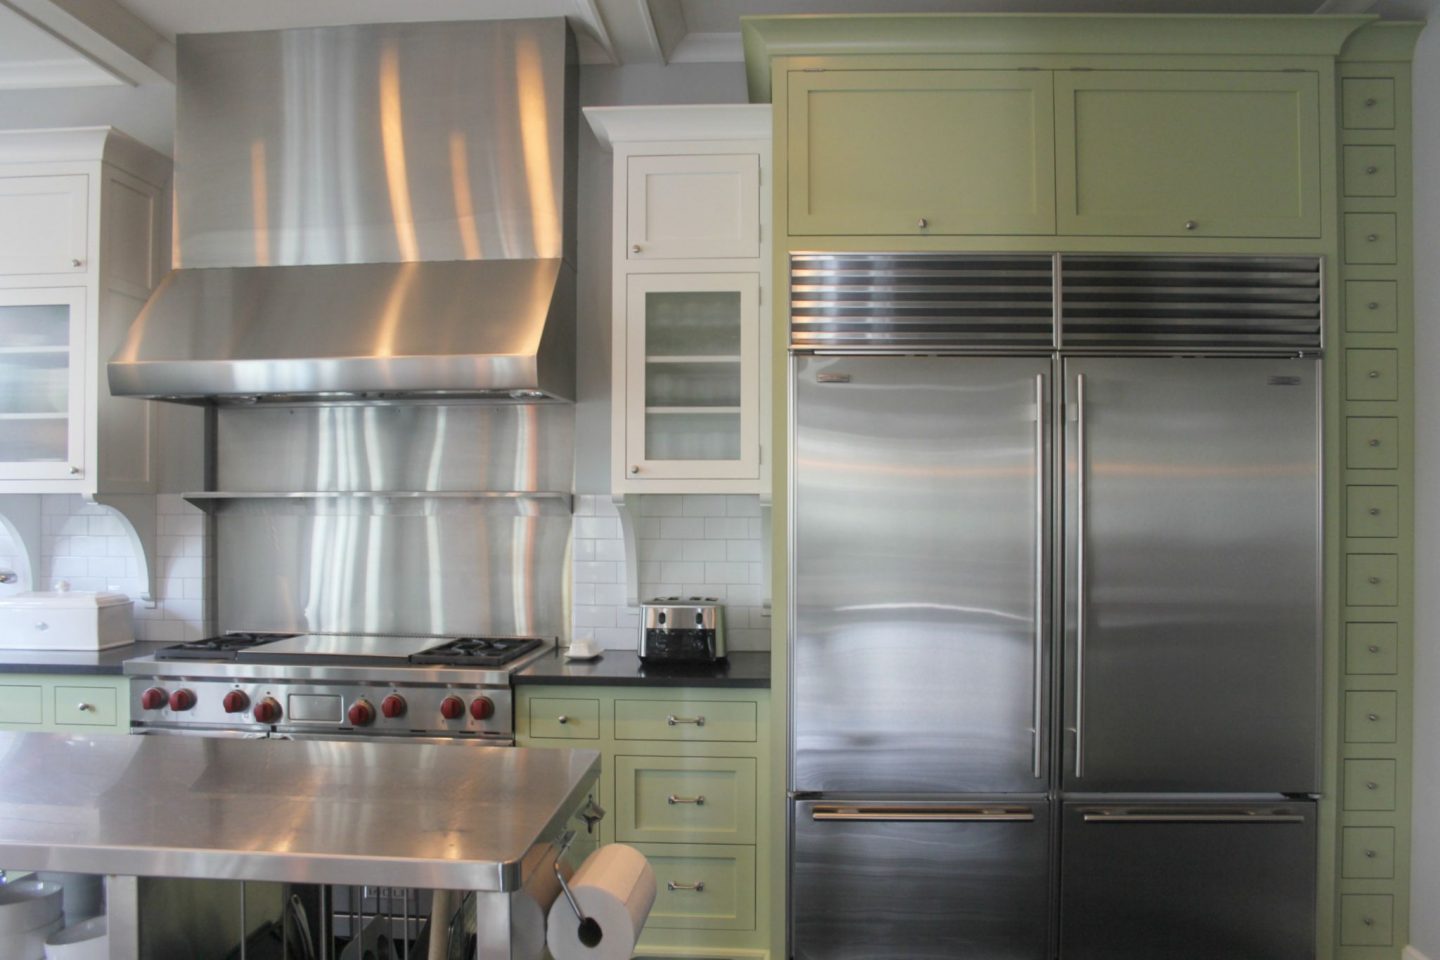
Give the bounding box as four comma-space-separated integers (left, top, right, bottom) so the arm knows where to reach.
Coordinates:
574, 517, 620, 540
571, 494, 769, 651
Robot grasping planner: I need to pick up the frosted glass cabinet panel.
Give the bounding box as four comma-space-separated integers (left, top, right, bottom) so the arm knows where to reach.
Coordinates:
0, 288, 85, 477
624, 274, 760, 480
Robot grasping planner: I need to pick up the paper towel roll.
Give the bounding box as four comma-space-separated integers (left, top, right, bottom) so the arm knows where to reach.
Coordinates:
545, 844, 656, 960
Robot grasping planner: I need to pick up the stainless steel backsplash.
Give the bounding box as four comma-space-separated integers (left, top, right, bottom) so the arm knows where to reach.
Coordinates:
209, 405, 573, 638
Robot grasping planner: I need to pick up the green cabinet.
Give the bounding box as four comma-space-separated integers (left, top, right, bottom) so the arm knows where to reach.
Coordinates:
1055, 70, 1321, 238
0, 673, 128, 732
517, 684, 771, 959
787, 69, 1056, 236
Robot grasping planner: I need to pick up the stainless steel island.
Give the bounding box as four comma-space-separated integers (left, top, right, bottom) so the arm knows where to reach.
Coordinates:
0, 732, 601, 959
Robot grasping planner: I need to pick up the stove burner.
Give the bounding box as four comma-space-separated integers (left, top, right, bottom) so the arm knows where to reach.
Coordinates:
155, 632, 299, 662
408, 636, 545, 667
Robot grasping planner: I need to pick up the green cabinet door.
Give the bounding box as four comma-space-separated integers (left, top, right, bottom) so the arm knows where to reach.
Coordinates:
787, 69, 1056, 236
1056, 70, 1321, 238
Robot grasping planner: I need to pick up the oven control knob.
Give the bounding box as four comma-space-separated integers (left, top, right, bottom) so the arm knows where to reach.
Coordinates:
140, 687, 167, 711
440, 696, 465, 720
168, 688, 196, 712
222, 691, 250, 714
469, 696, 495, 721
253, 697, 282, 724
381, 694, 406, 719
348, 700, 375, 727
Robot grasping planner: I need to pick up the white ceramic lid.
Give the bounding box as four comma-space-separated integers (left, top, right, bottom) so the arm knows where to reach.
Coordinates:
0, 583, 132, 609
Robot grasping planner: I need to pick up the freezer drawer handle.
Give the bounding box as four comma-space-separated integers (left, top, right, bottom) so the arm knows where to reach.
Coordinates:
667, 714, 705, 727
667, 794, 706, 806
1081, 811, 1306, 824
811, 806, 1036, 823
1073, 372, 1089, 779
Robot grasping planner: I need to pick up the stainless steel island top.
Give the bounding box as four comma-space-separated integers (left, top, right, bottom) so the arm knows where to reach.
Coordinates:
0, 732, 599, 891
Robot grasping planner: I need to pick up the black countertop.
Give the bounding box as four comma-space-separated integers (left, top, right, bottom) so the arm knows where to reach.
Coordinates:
514, 648, 770, 688
0, 641, 172, 676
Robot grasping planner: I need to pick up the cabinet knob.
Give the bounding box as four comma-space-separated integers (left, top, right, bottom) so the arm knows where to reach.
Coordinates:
68, 466, 80, 475
916, 218, 929, 229
1368, 438, 1381, 447
70, 258, 83, 268
1368, 644, 1381, 653
630, 465, 640, 475
1365, 165, 1379, 175
34, 621, 48, 631
1367, 370, 1381, 378
631, 243, 642, 253
1365, 97, 1378, 107
76, 702, 91, 712
1368, 576, 1381, 585
1368, 507, 1381, 516
557, 715, 569, 724
1367, 712, 1380, 722
1183, 220, 1198, 231
1365, 849, 1378, 858
1367, 301, 1380, 310
1366, 233, 1379, 242
1363, 916, 1375, 927
1366, 780, 1379, 790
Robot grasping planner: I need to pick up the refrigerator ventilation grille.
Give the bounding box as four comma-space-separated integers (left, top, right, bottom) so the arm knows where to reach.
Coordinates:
1058, 255, 1322, 351
789, 253, 1055, 350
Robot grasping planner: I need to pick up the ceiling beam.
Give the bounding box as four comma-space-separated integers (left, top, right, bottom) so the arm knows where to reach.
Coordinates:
567, 0, 619, 65
1, 0, 174, 86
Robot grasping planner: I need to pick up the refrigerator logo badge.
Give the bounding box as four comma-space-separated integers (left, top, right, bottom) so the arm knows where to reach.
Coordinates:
1268, 376, 1302, 386
816, 373, 852, 383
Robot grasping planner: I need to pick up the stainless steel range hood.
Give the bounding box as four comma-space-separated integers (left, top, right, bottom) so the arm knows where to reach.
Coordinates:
109, 18, 579, 403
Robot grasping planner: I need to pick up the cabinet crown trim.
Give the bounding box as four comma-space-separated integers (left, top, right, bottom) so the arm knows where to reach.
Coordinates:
585, 105, 772, 149
741, 14, 1374, 101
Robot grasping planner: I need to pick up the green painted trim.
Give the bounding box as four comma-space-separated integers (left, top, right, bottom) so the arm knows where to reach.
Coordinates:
742, 14, 1373, 101
1340, 23, 1424, 63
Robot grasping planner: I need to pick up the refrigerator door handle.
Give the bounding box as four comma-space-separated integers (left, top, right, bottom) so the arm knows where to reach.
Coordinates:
1033, 372, 1046, 780
1081, 811, 1307, 825
1074, 372, 1088, 779
812, 806, 1037, 823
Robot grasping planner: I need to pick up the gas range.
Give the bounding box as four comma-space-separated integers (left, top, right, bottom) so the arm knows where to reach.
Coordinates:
125, 632, 550, 742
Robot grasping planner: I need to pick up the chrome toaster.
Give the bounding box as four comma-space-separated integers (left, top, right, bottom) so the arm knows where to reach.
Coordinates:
639, 597, 726, 662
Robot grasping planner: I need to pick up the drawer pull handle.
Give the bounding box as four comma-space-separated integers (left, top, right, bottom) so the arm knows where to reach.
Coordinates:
1367, 712, 1380, 722
1368, 576, 1381, 585
667, 794, 706, 806
1368, 644, 1381, 653
557, 715, 569, 724
1366, 781, 1379, 790
666, 880, 705, 893
667, 714, 705, 726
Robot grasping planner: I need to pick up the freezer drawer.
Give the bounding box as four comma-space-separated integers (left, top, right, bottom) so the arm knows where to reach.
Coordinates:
1063, 357, 1320, 793
792, 798, 1051, 960
1059, 800, 1316, 960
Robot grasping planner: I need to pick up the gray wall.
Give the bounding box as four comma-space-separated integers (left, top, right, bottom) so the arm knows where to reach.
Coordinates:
1404, 2, 1440, 956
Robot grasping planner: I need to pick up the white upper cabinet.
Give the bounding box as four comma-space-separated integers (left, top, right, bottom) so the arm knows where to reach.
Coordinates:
588, 105, 773, 496
0, 175, 89, 276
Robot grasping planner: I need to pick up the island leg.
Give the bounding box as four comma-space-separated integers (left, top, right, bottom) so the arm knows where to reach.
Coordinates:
471, 889, 516, 960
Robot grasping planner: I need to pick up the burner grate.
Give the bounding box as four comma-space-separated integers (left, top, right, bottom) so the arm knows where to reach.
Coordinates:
408, 636, 546, 667
154, 632, 299, 661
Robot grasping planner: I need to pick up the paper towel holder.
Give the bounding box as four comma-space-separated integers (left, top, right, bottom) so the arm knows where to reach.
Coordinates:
553, 830, 604, 948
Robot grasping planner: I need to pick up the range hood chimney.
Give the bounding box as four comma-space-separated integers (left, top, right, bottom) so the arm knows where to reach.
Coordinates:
109, 18, 578, 403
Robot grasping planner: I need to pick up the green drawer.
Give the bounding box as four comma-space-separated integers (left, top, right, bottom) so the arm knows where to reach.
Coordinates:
1344, 759, 1397, 811
527, 697, 600, 740
1340, 894, 1393, 946
1344, 691, 1397, 744
1346, 418, 1399, 470
1342, 78, 1396, 130
0, 684, 43, 725
1346, 485, 1399, 539
1343, 145, 1396, 198
54, 685, 118, 727
1346, 349, 1398, 402
616, 755, 757, 845
632, 842, 756, 931
1344, 213, 1398, 265
1342, 827, 1396, 880
1345, 280, 1399, 334
1346, 622, 1398, 675
1346, 554, 1399, 607
615, 699, 757, 743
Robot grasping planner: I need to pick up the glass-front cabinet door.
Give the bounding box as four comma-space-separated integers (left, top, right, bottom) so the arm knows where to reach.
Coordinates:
0, 287, 85, 479
624, 273, 760, 481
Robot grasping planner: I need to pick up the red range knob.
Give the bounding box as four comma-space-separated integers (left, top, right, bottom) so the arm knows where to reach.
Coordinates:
253, 697, 282, 724
469, 696, 495, 721
222, 690, 250, 714
168, 688, 196, 712
140, 687, 168, 711
440, 696, 465, 720
347, 700, 375, 727
381, 694, 406, 719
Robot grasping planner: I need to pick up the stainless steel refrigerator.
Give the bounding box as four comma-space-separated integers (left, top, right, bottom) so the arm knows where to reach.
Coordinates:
788, 254, 1322, 960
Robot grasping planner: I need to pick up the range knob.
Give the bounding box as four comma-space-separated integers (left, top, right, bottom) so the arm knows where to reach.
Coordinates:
168, 688, 196, 712
222, 691, 250, 714
253, 697, 282, 724
348, 699, 375, 727
140, 687, 167, 711
381, 694, 406, 719
469, 696, 495, 721
440, 696, 465, 720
